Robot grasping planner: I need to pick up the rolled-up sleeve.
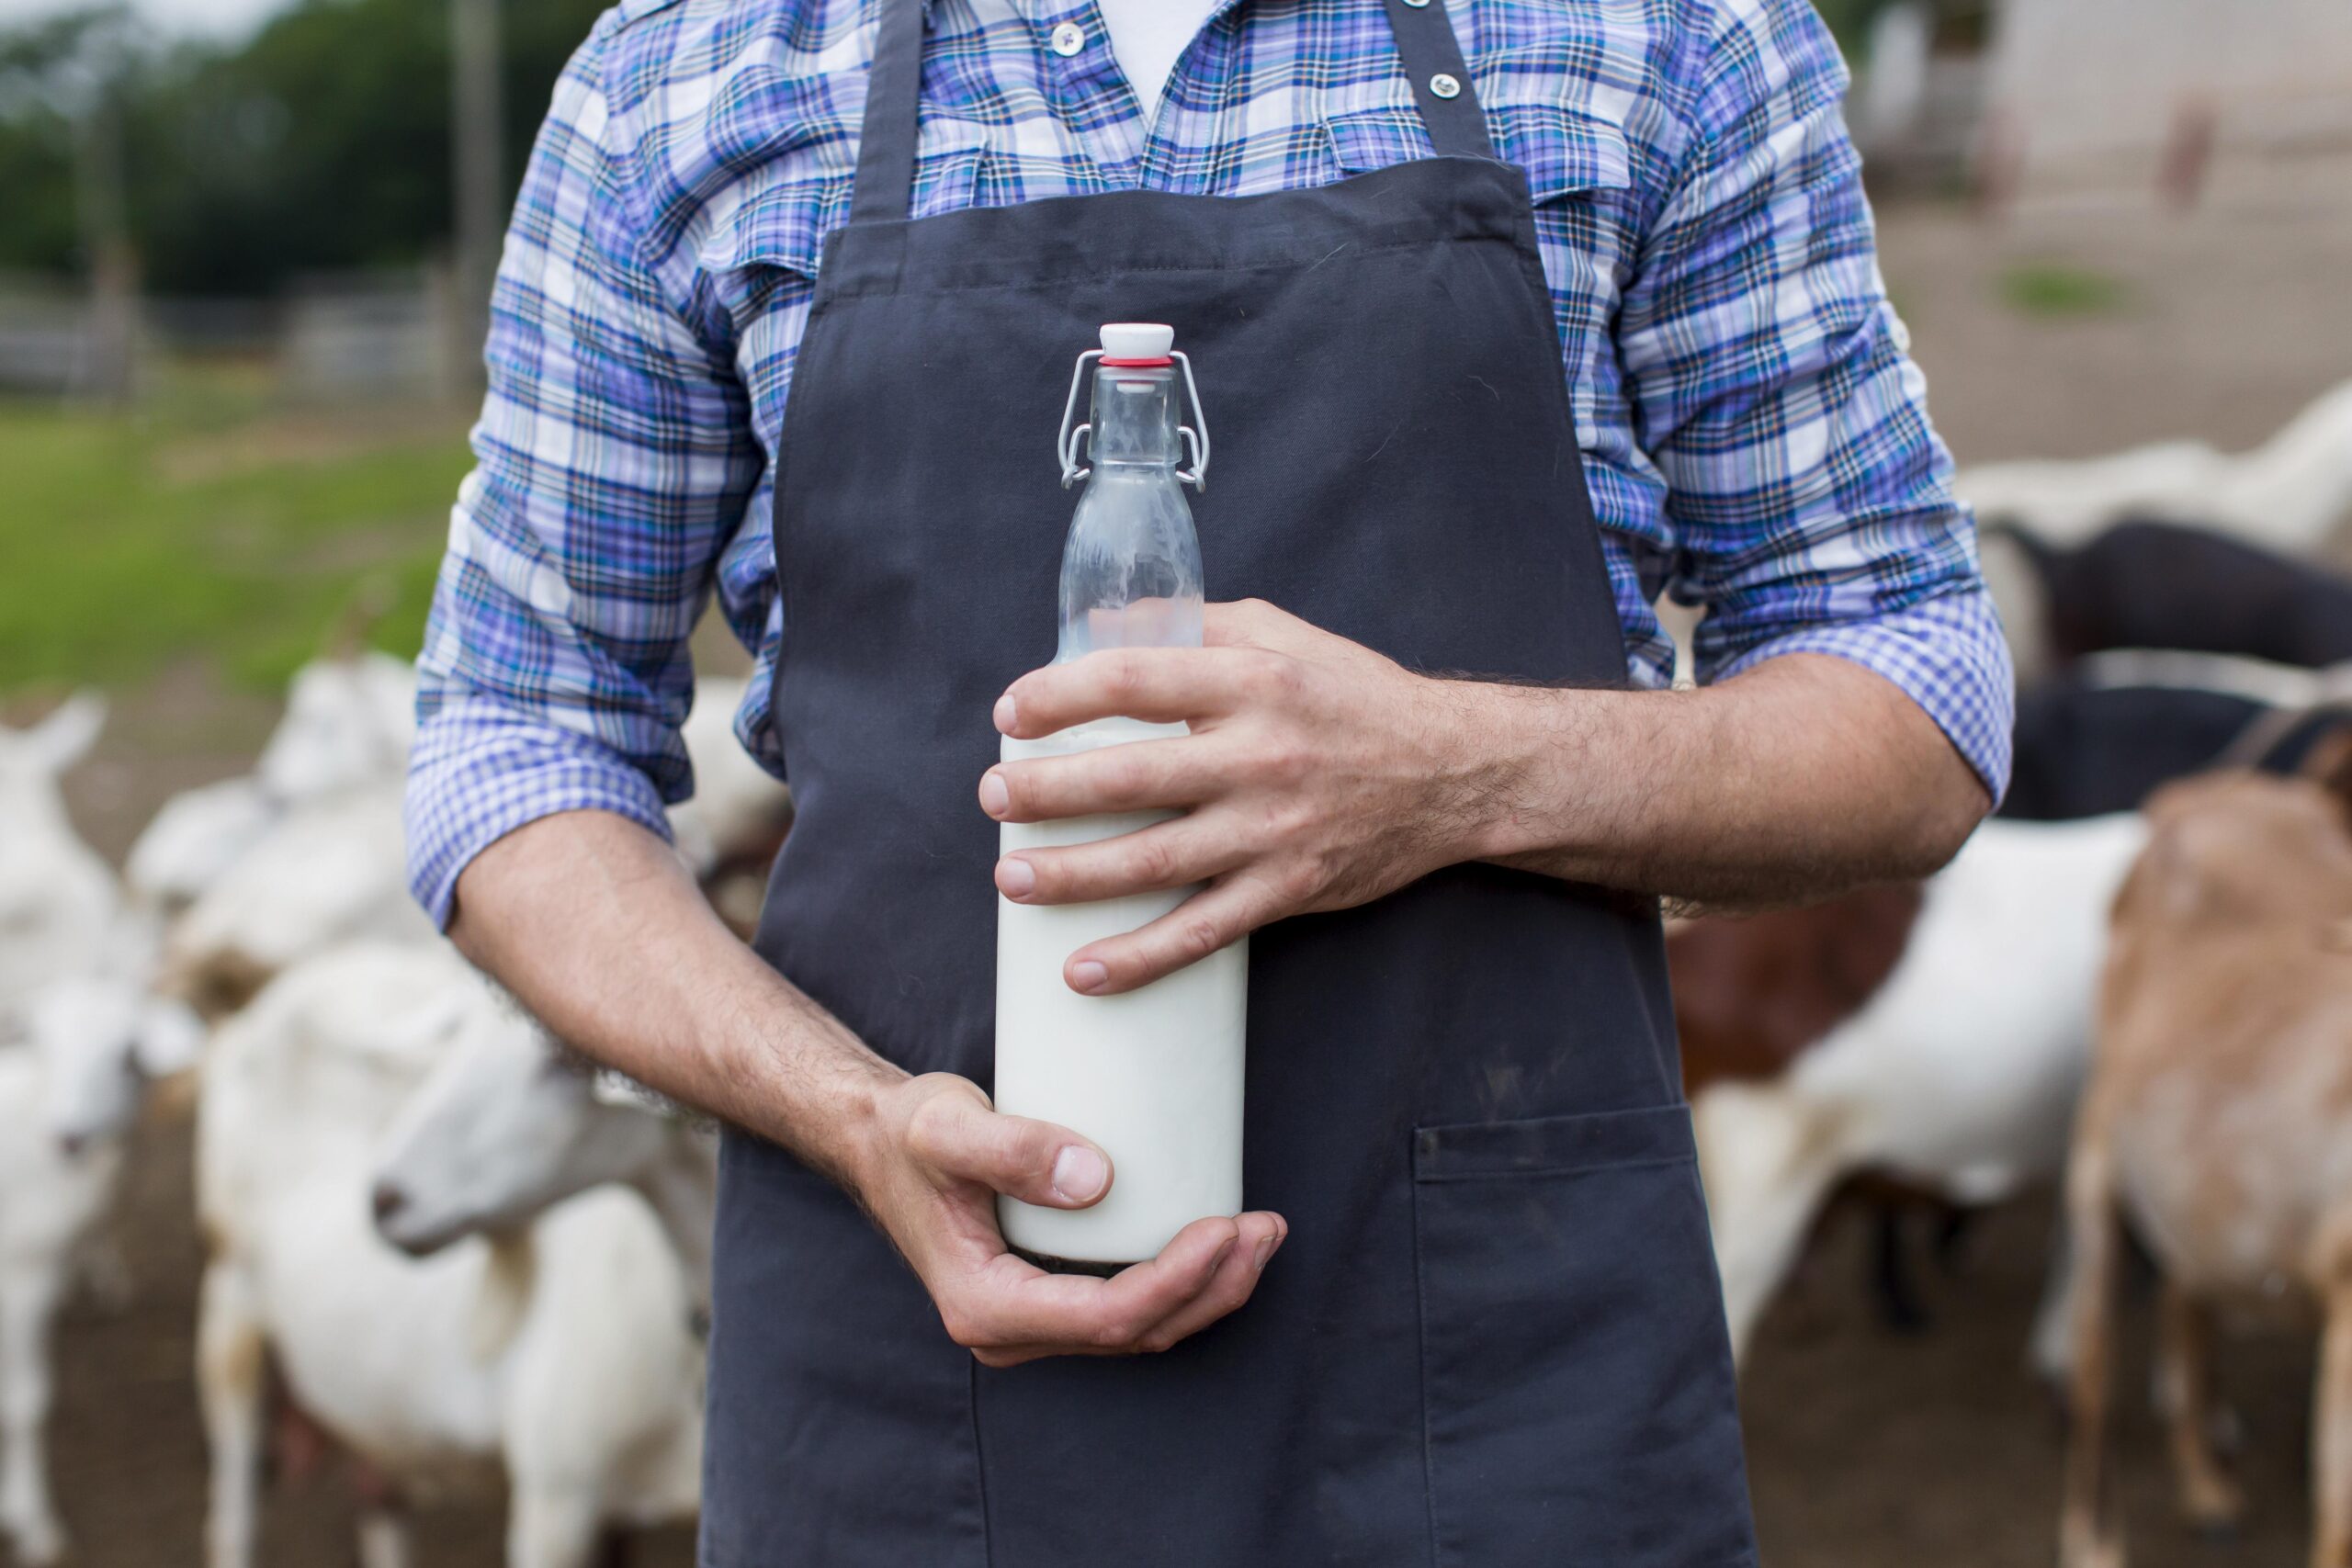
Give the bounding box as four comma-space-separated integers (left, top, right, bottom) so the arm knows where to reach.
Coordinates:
1623, 0, 2014, 800
405, 16, 764, 927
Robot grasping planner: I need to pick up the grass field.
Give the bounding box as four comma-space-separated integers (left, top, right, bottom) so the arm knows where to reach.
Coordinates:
0, 362, 471, 697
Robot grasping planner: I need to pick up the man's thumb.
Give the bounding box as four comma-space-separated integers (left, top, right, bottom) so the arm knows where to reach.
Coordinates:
907, 1091, 1113, 1209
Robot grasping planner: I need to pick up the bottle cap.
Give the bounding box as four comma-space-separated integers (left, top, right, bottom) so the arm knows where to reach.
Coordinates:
1100, 322, 1175, 366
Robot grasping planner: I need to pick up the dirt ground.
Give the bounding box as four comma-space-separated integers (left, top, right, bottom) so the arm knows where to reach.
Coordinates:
28, 190, 2352, 1566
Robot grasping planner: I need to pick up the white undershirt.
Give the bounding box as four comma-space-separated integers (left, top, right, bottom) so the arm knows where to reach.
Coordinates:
1094, 0, 1220, 125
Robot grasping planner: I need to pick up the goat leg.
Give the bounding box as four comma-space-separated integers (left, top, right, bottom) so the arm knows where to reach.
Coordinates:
0, 1268, 68, 1567
2315, 1269, 2352, 1568
2156, 1285, 2244, 1537
2060, 1111, 2127, 1568
356, 1506, 412, 1568
198, 1259, 269, 1568
1869, 1204, 1931, 1334
509, 1484, 606, 1568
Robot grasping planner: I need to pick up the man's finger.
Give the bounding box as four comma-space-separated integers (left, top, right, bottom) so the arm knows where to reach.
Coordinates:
956, 1215, 1244, 1363
997, 648, 1274, 739
976, 1213, 1286, 1367
1126, 1211, 1286, 1353
998, 814, 1249, 906
980, 735, 1225, 823
902, 1089, 1114, 1209
1064, 874, 1286, 995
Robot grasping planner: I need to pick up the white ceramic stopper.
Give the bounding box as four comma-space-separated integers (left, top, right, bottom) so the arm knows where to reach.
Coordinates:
1100, 322, 1175, 360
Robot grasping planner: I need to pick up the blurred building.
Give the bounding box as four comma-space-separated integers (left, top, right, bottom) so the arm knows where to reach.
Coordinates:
1858, 0, 2352, 207
1984, 0, 2352, 205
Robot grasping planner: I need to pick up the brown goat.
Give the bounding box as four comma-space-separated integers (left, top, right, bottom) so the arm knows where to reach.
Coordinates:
1669, 883, 1926, 1095
2061, 742, 2352, 1568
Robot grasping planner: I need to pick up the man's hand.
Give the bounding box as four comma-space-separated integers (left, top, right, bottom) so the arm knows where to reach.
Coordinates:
856, 1074, 1286, 1368
984, 599, 1499, 995
981, 600, 1988, 994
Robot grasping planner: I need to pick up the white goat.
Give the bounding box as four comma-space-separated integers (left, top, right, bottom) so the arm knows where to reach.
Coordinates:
197, 944, 702, 1568
371, 1025, 717, 1313
668, 674, 793, 879
0, 956, 203, 1564
125, 776, 277, 916
254, 651, 416, 805
129, 652, 417, 915
158, 671, 788, 1011
161, 784, 431, 1017
1695, 814, 2150, 1377
0, 696, 116, 1010
1957, 375, 2352, 553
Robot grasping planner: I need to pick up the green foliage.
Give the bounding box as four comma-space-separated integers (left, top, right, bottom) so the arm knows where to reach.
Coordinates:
0, 364, 469, 691
0, 0, 609, 294
0, 119, 77, 270
1998, 262, 2130, 318
1807, 0, 1992, 63
1809, 0, 1905, 55
131, 0, 457, 293
0, 6, 136, 274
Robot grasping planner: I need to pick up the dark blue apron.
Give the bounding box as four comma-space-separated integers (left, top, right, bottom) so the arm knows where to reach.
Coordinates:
711, 2, 1757, 1562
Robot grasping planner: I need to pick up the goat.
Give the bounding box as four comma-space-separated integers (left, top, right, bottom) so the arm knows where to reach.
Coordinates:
667, 676, 794, 928
130, 653, 417, 916
369, 1015, 716, 1313
0, 953, 203, 1564
162, 672, 793, 1013
197, 943, 702, 1568
1958, 375, 2352, 553
125, 776, 277, 916
0, 696, 116, 1010
160, 784, 431, 1019
1994, 518, 2352, 675
2061, 750, 2352, 1568
254, 651, 416, 805
2005, 666, 2352, 822
1684, 815, 2148, 1375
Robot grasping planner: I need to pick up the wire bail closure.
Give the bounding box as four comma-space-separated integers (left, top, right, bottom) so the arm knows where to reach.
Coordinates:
1057, 348, 1211, 491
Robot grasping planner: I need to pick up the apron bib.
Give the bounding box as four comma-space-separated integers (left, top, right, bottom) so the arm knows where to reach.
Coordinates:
710, 3, 1757, 1562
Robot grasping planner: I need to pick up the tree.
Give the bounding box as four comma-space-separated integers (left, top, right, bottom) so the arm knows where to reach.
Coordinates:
0, 0, 606, 297
0, 6, 142, 392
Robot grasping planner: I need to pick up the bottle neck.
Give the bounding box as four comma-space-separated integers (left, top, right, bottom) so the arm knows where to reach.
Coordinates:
1089, 363, 1181, 470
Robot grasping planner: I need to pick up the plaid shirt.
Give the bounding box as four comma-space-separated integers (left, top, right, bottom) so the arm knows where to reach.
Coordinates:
407, 0, 2014, 924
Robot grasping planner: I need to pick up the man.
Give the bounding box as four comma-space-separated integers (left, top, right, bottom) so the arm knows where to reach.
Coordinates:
408, 0, 2012, 1561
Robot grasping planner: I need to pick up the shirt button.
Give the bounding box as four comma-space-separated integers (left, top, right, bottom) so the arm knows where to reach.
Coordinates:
1050, 20, 1085, 56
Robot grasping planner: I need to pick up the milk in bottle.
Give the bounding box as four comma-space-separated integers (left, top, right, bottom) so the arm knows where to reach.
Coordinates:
994, 323, 1247, 1269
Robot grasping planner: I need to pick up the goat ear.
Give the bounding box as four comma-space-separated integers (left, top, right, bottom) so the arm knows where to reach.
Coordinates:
22, 691, 107, 774
134, 998, 207, 1078
2298, 726, 2352, 818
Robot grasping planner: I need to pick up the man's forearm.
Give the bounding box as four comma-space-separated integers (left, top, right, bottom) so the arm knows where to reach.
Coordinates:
446, 808, 904, 1183
1464, 652, 1989, 908
985, 608, 1995, 991
446, 806, 1287, 1360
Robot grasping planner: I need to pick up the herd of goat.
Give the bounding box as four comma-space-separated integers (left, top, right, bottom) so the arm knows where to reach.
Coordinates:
1, 661, 785, 1568
0, 375, 2350, 1566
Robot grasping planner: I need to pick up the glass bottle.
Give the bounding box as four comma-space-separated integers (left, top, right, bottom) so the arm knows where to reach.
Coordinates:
994, 323, 1248, 1269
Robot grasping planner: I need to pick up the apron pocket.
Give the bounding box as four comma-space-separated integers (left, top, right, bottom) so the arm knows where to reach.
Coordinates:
1412, 1103, 1755, 1568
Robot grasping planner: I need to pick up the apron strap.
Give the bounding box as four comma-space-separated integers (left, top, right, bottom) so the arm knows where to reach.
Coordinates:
850, 0, 1496, 224
849, 0, 929, 226
1381, 0, 1498, 161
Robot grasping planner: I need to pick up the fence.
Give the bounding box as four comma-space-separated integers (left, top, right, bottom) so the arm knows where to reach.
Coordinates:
0, 263, 471, 402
